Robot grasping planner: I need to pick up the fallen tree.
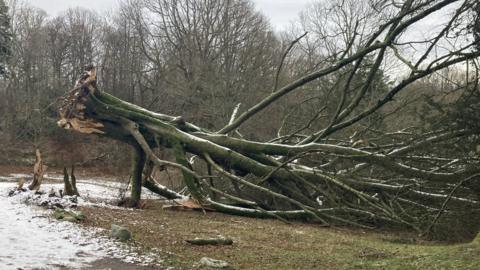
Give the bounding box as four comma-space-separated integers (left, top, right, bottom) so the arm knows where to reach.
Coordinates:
56, 0, 480, 241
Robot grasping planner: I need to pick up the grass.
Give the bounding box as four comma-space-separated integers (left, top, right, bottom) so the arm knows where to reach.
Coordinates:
79, 200, 480, 270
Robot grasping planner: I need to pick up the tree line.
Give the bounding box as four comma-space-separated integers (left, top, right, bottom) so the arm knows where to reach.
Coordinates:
0, 0, 403, 144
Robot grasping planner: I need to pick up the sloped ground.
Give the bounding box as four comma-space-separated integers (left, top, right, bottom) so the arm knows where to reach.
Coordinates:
1, 166, 479, 270
81, 201, 480, 270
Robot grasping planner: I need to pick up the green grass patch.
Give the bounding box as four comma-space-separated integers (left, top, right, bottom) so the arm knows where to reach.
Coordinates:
80, 202, 480, 270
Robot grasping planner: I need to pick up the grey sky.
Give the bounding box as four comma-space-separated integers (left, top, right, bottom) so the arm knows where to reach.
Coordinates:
253, 0, 311, 30
26, 0, 311, 30
27, 0, 118, 15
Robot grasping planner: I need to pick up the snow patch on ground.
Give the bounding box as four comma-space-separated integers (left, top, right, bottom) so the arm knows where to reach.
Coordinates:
0, 173, 165, 270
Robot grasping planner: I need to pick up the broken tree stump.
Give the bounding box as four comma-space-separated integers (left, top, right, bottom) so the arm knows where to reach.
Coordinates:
63, 165, 80, 196
17, 178, 25, 191
28, 149, 48, 191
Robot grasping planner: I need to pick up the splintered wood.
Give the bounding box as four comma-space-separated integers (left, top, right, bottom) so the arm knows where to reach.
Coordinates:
17, 178, 25, 191
163, 198, 212, 211
57, 66, 105, 134
28, 149, 48, 191
57, 117, 105, 134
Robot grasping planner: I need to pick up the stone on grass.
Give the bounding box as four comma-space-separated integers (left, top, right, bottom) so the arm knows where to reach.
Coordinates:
62, 215, 78, 222
53, 209, 85, 222
199, 257, 232, 269
76, 212, 86, 220
111, 224, 132, 242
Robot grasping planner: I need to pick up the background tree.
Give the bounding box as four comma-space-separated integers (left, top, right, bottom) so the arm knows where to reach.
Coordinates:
0, 0, 10, 75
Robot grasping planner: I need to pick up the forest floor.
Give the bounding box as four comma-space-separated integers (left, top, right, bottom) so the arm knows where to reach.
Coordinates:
1, 165, 480, 270
80, 202, 480, 270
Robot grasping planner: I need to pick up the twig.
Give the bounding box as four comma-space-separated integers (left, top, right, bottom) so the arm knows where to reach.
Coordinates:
273, 32, 308, 92
421, 173, 480, 237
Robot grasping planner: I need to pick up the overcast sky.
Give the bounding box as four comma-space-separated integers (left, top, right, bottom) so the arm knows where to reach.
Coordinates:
26, 0, 311, 30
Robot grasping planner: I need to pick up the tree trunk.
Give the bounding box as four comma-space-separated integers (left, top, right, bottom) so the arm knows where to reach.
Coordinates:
70, 165, 79, 196
63, 167, 74, 196
63, 166, 80, 196
28, 149, 47, 191
130, 143, 146, 208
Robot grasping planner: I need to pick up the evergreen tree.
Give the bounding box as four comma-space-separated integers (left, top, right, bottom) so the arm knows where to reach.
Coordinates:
0, 0, 11, 76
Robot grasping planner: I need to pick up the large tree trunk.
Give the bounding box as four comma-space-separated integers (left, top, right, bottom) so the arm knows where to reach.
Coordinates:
130, 143, 146, 207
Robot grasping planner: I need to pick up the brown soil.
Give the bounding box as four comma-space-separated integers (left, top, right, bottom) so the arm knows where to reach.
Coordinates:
77, 201, 405, 270
77, 199, 480, 270
84, 258, 162, 270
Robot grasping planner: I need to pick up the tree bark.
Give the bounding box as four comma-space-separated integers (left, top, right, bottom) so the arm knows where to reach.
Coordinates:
28, 149, 47, 191
130, 142, 146, 208
63, 165, 80, 196
63, 167, 74, 196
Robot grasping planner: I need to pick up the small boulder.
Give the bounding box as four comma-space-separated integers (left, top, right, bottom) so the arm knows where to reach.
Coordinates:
111, 224, 132, 242
53, 209, 85, 222
63, 215, 78, 222
199, 257, 232, 269
75, 211, 86, 221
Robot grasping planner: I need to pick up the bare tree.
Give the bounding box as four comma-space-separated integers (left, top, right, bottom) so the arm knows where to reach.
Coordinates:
126, 0, 281, 134
0, 0, 11, 75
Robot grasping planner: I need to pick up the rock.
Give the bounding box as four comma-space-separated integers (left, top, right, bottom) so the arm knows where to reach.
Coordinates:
68, 196, 78, 204
53, 209, 85, 222
76, 211, 86, 221
63, 215, 78, 222
111, 224, 132, 242
52, 202, 65, 209
7, 189, 16, 197
199, 257, 232, 269
48, 188, 57, 197
53, 209, 67, 219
